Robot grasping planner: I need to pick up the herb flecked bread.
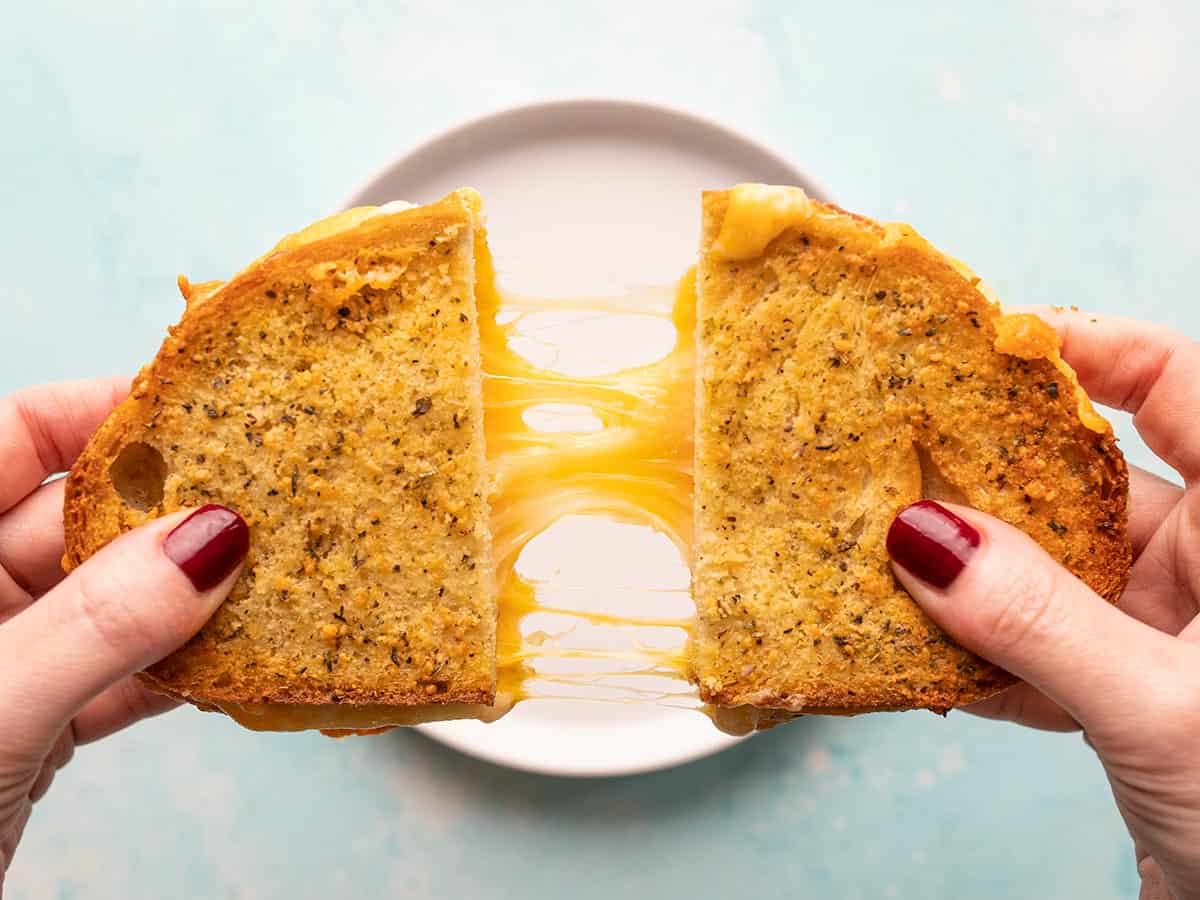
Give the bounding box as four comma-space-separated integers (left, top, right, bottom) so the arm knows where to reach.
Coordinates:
63, 190, 499, 732
691, 186, 1132, 732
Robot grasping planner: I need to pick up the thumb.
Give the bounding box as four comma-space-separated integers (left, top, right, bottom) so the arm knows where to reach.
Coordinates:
0, 505, 247, 759
886, 500, 1181, 735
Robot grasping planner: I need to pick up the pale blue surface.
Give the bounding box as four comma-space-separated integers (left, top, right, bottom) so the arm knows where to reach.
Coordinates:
3, 2, 1199, 898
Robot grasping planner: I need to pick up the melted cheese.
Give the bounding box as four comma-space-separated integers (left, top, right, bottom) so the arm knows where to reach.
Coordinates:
711, 183, 813, 261
993, 313, 1109, 434
476, 221, 698, 704
270, 200, 417, 255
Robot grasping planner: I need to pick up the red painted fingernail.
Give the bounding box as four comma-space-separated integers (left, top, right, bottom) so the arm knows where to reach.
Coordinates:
886, 500, 980, 589
163, 505, 249, 591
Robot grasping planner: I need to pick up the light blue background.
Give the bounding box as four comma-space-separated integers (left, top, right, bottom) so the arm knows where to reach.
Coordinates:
4, 2, 1198, 898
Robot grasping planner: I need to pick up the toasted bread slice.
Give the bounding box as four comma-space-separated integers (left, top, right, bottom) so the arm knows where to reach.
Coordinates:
63, 191, 500, 731
691, 185, 1131, 731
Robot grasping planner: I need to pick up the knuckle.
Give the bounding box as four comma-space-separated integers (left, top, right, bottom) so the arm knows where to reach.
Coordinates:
70, 565, 163, 659
982, 566, 1068, 656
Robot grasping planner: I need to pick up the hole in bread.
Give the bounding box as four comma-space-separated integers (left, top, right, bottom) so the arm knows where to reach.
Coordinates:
109, 442, 168, 510
916, 444, 970, 507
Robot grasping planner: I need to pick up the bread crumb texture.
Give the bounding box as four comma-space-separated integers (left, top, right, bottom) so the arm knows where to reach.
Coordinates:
63, 191, 496, 711
692, 191, 1131, 718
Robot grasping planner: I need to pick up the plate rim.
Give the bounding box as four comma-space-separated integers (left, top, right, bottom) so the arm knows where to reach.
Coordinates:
410, 712, 746, 779
340, 95, 833, 212
339, 97, 827, 778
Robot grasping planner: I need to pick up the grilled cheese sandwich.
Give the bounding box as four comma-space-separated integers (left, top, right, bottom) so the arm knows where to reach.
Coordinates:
62, 184, 1131, 735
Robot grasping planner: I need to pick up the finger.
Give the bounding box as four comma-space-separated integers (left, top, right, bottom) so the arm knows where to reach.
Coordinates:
1172, 492, 1200, 644
0, 377, 129, 515
886, 500, 1187, 735
0, 505, 247, 760
1116, 537, 1195, 638
71, 677, 178, 745
0, 565, 31, 627
0, 478, 67, 600
1128, 464, 1183, 557
1137, 855, 1172, 900
963, 682, 1079, 732
1026, 308, 1200, 484
1115, 488, 1200, 638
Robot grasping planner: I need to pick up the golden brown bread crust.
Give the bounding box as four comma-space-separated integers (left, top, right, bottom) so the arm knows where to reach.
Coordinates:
63, 192, 496, 719
692, 189, 1131, 721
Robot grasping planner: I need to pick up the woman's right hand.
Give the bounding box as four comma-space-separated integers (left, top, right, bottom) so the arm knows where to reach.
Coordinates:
886, 311, 1200, 900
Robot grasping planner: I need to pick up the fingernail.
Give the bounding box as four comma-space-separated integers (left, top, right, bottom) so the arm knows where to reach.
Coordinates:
163, 505, 249, 591
886, 500, 980, 589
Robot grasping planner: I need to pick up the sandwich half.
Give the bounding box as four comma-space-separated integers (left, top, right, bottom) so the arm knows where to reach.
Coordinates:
691, 184, 1132, 732
63, 190, 500, 732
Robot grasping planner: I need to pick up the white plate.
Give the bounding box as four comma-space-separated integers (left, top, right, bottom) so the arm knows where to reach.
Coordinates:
342, 98, 830, 777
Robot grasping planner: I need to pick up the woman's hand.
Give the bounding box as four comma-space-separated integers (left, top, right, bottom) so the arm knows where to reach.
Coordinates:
0, 378, 248, 892
887, 311, 1200, 900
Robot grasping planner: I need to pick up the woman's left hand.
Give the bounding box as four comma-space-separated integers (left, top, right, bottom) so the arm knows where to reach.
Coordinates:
0, 378, 248, 892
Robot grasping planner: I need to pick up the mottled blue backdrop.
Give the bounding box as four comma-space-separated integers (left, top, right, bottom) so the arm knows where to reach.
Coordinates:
4, 2, 1198, 898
